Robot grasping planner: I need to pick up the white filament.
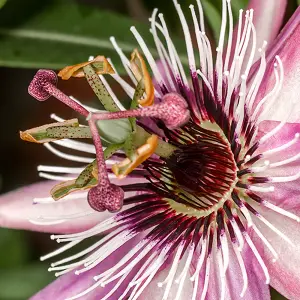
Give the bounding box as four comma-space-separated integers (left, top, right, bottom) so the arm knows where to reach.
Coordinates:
44, 143, 94, 163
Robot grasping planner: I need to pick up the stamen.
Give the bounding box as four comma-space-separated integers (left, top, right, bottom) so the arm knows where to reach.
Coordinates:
99, 74, 126, 111
44, 143, 94, 163
130, 26, 165, 92
197, 70, 214, 97
251, 63, 279, 120
50, 216, 117, 240
64, 280, 102, 300
252, 224, 278, 261
108, 58, 136, 98
248, 185, 274, 193
250, 160, 270, 173
109, 37, 137, 85
150, 9, 176, 92
190, 236, 207, 281
120, 252, 156, 299
223, 0, 233, 73
29, 219, 66, 225
262, 133, 299, 156
40, 240, 82, 261
190, 5, 206, 75
220, 232, 229, 273
243, 232, 270, 284
38, 172, 76, 181
217, 247, 226, 300
173, 2, 196, 73
256, 214, 294, 246
200, 255, 211, 300
97, 240, 155, 284
158, 13, 188, 86
33, 192, 88, 204
50, 113, 65, 122
270, 152, 300, 168
37, 165, 84, 174
216, 0, 227, 100
270, 172, 300, 183
52, 139, 96, 154
262, 200, 300, 222
232, 242, 248, 297
195, 0, 205, 32
51, 227, 125, 268
37, 211, 94, 221
28, 70, 89, 116
159, 242, 184, 298
247, 41, 268, 111
174, 245, 194, 300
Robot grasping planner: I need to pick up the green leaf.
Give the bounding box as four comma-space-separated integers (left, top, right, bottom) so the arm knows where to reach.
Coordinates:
0, 0, 6, 9
0, 264, 53, 299
0, 0, 188, 71
201, 0, 222, 41
230, 0, 249, 19
0, 229, 30, 268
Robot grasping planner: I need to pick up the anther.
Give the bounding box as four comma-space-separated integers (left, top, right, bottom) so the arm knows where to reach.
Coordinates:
28, 69, 89, 117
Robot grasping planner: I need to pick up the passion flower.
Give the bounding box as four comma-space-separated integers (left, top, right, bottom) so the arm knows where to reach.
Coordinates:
1, 0, 300, 299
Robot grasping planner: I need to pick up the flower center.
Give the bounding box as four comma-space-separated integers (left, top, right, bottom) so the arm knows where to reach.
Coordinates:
153, 122, 238, 215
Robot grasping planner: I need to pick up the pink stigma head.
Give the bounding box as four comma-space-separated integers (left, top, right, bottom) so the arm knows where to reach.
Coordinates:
28, 69, 57, 101
161, 93, 190, 130
87, 184, 124, 213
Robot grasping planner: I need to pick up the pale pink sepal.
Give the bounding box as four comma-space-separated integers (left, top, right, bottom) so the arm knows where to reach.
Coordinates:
230, 0, 287, 68
256, 7, 300, 122
248, 0, 287, 51
30, 238, 140, 300
0, 181, 109, 234
195, 245, 271, 300
256, 121, 300, 209
251, 206, 300, 300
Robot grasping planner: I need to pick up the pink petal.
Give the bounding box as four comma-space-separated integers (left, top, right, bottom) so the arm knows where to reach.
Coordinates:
248, 0, 287, 50
256, 121, 300, 209
252, 207, 300, 299
142, 260, 194, 299
196, 245, 270, 300
256, 121, 300, 159
30, 238, 139, 300
230, 0, 287, 66
0, 181, 110, 234
256, 7, 300, 122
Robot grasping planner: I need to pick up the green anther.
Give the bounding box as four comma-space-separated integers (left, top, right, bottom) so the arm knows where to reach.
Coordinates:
75, 160, 96, 188
20, 118, 80, 143
83, 64, 119, 112
47, 126, 92, 139
31, 132, 48, 141
51, 178, 97, 200
75, 143, 124, 188
131, 80, 145, 109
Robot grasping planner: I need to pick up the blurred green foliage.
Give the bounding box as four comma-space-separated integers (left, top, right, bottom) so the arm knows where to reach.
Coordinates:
0, 229, 54, 299
0, 0, 299, 298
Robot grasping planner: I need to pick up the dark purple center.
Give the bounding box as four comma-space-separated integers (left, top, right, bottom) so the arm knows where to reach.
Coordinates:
166, 135, 237, 205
